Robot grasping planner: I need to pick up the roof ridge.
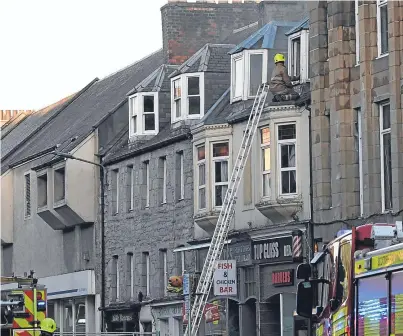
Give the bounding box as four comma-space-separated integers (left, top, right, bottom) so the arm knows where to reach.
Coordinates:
1, 78, 98, 165
100, 48, 163, 81
1, 113, 31, 139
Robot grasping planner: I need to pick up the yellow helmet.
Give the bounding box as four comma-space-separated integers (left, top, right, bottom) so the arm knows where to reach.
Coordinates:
40, 318, 57, 333
274, 53, 285, 63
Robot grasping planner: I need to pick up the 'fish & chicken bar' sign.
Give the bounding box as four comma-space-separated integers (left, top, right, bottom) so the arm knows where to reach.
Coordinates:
252, 236, 293, 264
272, 269, 294, 287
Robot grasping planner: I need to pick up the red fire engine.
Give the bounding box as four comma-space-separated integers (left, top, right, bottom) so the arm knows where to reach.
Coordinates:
295, 221, 403, 336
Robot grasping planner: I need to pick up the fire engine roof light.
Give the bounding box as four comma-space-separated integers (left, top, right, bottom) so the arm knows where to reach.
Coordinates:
372, 225, 395, 239
336, 229, 352, 238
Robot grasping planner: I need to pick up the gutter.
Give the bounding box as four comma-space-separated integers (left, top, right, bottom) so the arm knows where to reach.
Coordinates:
8, 146, 58, 169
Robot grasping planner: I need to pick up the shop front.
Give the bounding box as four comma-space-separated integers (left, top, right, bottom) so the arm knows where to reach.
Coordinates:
104, 304, 141, 332
252, 233, 302, 336
40, 270, 96, 333
150, 300, 183, 336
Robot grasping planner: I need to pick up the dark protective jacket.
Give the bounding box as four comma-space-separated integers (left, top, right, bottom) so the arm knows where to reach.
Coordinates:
269, 63, 299, 95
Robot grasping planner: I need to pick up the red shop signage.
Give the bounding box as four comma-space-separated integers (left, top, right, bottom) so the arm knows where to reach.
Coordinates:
272, 269, 294, 287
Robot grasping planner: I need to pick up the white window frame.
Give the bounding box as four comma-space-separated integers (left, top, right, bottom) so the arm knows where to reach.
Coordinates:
356, 108, 364, 217
129, 166, 134, 211
211, 142, 230, 209
377, 0, 389, 57
171, 72, 205, 123
24, 172, 31, 218
129, 253, 134, 299
287, 30, 309, 82
145, 253, 150, 297
180, 251, 185, 275
128, 92, 159, 137
162, 157, 167, 204
380, 102, 392, 212
277, 123, 298, 198
145, 162, 150, 208
260, 127, 271, 199
355, 0, 360, 65
113, 169, 119, 214
180, 152, 185, 200
230, 50, 268, 102
116, 257, 120, 301
163, 251, 168, 296
197, 145, 206, 211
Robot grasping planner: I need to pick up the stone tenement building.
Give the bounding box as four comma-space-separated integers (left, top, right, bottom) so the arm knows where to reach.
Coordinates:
309, 0, 403, 244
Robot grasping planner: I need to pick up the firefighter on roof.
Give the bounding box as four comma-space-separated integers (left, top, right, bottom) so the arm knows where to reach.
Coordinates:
269, 53, 300, 102
39, 318, 56, 336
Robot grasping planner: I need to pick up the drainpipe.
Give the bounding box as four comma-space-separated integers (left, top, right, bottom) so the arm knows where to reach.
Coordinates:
100, 161, 106, 331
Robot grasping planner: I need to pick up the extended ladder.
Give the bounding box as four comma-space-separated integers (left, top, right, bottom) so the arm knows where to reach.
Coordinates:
185, 83, 269, 335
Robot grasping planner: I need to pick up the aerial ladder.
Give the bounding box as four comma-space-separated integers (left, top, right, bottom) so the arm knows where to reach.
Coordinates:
184, 83, 270, 335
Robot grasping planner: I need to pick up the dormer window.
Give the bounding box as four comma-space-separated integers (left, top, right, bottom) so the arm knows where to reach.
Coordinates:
231, 50, 268, 103
288, 30, 309, 81
129, 92, 159, 137
171, 73, 205, 123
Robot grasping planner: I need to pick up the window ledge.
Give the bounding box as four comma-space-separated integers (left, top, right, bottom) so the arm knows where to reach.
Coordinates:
194, 210, 220, 235
376, 53, 389, 60
37, 205, 48, 212
255, 197, 303, 223
53, 200, 66, 209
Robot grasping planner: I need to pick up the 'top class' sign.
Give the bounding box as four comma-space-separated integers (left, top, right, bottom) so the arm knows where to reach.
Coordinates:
213, 260, 237, 296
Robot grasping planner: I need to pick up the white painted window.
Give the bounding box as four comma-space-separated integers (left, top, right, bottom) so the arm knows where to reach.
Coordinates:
128, 166, 134, 211
129, 253, 134, 299
24, 172, 31, 218
197, 145, 206, 210
380, 102, 392, 211
355, 108, 364, 217
277, 124, 297, 196
231, 50, 268, 102
163, 250, 168, 296
114, 256, 120, 301
180, 251, 185, 275
377, 0, 389, 56
145, 252, 150, 297
112, 169, 119, 214
212, 142, 230, 207
162, 157, 167, 204
171, 73, 205, 123
145, 162, 150, 208
287, 30, 310, 81
261, 127, 271, 198
129, 92, 159, 137
355, 0, 360, 64
180, 152, 184, 200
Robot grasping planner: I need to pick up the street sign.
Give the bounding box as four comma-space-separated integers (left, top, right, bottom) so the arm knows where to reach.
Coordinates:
183, 274, 190, 295
213, 260, 237, 296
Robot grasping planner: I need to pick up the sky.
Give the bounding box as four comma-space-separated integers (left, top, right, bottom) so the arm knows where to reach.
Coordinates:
0, 0, 167, 110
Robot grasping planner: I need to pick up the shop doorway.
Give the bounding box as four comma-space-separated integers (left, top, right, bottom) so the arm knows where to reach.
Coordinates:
203, 298, 240, 336
242, 298, 256, 336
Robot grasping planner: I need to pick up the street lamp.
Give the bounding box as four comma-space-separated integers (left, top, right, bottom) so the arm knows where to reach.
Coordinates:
52, 151, 106, 331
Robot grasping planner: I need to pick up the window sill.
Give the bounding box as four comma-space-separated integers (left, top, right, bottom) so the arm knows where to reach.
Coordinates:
37, 205, 48, 212
54, 200, 66, 209
24, 215, 32, 220
128, 208, 134, 213
376, 53, 389, 60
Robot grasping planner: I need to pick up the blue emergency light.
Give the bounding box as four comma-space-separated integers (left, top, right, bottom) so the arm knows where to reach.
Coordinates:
336, 229, 352, 237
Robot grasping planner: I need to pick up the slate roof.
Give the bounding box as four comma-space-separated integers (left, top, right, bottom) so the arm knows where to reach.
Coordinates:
286, 17, 309, 36
4, 49, 164, 172
169, 44, 235, 78
1, 93, 83, 173
127, 64, 178, 95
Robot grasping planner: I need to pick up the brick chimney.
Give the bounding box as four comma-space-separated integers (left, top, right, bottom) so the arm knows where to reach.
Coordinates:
0, 110, 34, 126
161, 0, 308, 65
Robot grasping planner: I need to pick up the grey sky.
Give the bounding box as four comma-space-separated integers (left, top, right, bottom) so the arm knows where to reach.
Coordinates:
0, 0, 167, 110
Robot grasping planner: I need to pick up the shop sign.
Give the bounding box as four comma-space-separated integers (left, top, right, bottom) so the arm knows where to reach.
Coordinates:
111, 312, 133, 322
222, 241, 252, 266
252, 236, 293, 264
154, 305, 182, 318
272, 269, 294, 287
204, 303, 220, 323
213, 260, 237, 296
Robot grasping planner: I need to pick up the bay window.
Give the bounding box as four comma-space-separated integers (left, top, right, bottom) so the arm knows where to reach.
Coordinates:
377, 0, 388, 56
287, 30, 309, 81
261, 127, 271, 198
231, 50, 268, 102
212, 142, 230, 207
277, 124, 297, 196
129, 92, 159, 137
171, 73, 204, 122
197, 145, 206, 210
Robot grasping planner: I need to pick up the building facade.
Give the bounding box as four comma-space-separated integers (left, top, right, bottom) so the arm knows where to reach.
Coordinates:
309, 0, 403, 243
